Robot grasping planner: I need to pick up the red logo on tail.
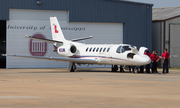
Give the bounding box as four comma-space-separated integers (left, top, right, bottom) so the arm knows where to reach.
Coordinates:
54, 25, 59, 33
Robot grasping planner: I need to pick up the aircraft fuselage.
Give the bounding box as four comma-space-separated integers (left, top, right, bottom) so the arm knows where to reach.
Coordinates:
57, 41, 151, 66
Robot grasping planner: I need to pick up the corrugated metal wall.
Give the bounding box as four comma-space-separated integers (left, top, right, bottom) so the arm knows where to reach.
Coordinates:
0, 0, 153, 51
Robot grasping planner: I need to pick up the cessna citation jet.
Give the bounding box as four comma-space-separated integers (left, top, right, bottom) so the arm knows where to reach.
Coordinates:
4, 17, 151, 73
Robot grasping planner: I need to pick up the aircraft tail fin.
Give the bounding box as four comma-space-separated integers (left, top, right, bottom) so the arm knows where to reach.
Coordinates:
50, 17, 66, 42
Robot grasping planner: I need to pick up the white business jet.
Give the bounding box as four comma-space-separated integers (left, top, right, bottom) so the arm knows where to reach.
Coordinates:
4, 17, 151, 72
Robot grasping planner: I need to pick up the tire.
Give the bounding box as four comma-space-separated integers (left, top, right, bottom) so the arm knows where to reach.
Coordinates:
70, 66, 74, 72
134, 68, 138, 74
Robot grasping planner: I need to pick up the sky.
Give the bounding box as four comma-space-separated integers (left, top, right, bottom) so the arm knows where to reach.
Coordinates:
126, 0, 180, 8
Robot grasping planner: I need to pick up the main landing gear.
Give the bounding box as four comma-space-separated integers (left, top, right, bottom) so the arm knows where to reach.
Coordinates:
68, 62, 76, 72
111, 65, 118, 72
111, 65, 139, 73
111, 65, 125, 72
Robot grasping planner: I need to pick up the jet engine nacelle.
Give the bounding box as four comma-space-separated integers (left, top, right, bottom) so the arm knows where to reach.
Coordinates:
57, 44, 78, 57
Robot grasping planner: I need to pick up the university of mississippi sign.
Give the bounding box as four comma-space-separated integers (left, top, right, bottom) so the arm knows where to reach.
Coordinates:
29, 34, 47, 56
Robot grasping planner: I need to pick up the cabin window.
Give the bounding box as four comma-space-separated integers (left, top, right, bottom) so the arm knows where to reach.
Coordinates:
107, 48, 110, 52
93, 47, 96, 52
96, 48, 99, 52
103, 48, 106, 52
89, 47, 92, 52
86, 47, 89, 52
99, 47, 103, 52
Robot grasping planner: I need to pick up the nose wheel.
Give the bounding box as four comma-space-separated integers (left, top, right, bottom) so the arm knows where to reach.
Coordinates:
132, 66, 139, 74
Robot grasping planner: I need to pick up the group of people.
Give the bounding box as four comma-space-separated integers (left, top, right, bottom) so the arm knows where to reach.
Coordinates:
140, 48, 170, 74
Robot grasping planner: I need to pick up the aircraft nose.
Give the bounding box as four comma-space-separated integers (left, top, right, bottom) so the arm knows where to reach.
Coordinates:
134, 55, 151, 65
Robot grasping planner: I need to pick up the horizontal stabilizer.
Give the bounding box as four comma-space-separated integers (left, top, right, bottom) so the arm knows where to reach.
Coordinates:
25, 36, 63, 44
71, 36, 93, 42
3, 54, 98, 64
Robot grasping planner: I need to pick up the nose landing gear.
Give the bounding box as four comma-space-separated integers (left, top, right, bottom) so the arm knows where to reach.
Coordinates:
132, 66, 139, 74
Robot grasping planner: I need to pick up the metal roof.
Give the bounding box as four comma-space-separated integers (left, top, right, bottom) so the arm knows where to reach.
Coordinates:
105, 0, 153, 6
153, 7, 180, 21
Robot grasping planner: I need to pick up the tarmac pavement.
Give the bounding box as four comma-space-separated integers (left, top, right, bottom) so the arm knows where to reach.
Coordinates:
0, 68, 180, 108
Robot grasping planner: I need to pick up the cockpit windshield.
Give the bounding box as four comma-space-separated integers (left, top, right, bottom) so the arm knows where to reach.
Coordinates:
116, 45, 131, 53
116, 46, 122, 53
130, 45, 137, 49
122, 46, 131, 53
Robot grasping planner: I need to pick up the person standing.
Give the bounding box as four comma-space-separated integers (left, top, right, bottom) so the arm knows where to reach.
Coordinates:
140, 65, 144, 73
144, 49, 151, 73
163, 48, 170, 74
150, 51, 160, 73
161, 53, 165, 73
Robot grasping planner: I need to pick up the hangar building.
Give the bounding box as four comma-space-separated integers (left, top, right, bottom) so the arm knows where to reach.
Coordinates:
0, 0, 153, 68
153, 7, 180, 67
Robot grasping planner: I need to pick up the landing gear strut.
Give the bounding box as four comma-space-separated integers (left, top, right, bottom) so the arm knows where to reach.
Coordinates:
111, 65, 118, 72
120, 65, 124, 72
132, 66, 138, 74
68, 62, 76, 72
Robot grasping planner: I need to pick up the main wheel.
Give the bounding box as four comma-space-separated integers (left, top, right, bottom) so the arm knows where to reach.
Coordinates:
111, 65, 118, 72
70, 65, 75, 72
114, 65, 118, 72
111, 65, 114, 72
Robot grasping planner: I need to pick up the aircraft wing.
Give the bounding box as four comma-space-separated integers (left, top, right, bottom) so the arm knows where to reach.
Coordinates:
3, 54, 98, 64
25, 36, 63, 44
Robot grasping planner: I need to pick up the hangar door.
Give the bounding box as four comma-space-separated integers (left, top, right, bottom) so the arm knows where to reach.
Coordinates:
7, 9, 123, 68
170, 24, 180, 67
